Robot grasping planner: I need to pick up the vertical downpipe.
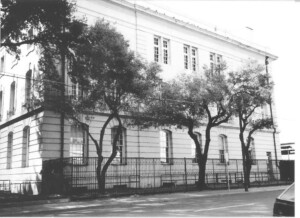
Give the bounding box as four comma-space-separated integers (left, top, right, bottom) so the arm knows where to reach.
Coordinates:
265, 56, 278, 168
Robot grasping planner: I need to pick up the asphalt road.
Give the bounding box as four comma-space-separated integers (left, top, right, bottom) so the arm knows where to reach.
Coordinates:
5, 189, 283, 217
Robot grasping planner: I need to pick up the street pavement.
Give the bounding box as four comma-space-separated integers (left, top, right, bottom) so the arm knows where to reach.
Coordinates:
0, 185, 289, 217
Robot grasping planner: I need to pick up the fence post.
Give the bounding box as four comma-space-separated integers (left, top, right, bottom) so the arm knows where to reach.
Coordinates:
236, 160, 238, 172
184, 158, 187, 191
212, 159, 215, 189
153, 158, 156, 191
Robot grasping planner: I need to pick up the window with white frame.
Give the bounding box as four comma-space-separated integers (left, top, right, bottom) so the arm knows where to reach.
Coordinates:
218, 135, 228, 164
111, 127, 127, 164
210, 52, 222, 74
154, 36, 160, 62
70, 82, 83, 99
261, 104, 269, 119
183, 45, 190, 70
22, 126, 30, 168
163, 39, 169, 64
191, 132, 202, 163
160, 130, 172, 164
70, 124, 88, 162
154, 36, 170, 64
7, 132, 13, 169
191, 47, 198, 72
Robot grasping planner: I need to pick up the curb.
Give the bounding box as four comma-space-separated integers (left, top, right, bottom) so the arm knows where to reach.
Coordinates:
0, 197, 70, 208
0, 185, 288, 216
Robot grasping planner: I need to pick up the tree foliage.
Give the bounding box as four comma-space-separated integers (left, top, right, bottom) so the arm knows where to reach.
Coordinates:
61, 20, 162, 193
137, 63, 233, 190
229, 60, 274, 191
1, 0, 85, 59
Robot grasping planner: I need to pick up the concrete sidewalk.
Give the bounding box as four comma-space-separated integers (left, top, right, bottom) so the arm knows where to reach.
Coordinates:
0, 185, 288, 216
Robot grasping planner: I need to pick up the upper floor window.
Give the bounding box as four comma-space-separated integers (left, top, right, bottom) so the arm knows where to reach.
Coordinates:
111, 127, 127, 164
9, 81, 16, 116
0, 56, 5, 72
210, 52, 222, 75
184, 45, 198, 71
70, 124, 89, 163
218, 134, 228, 164
191, 132, 202, 163
160, 130, 173, 164
70, 82, 83, 99
261, 104, 269, 119
25, 70, 32, 105
27, 28, 34, 50
183, 45, 190, 70
7, 132, 13, 169
22, 126, 30, 168
191, 47, 198, 72
154, 36, 170, 64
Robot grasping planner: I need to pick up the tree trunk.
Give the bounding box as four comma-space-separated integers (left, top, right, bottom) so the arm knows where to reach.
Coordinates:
197, 158, 207, 190
245, 153, 252, 188
98, 115, 122, 194
239, 131, 248, 192
97, 156, 104, 193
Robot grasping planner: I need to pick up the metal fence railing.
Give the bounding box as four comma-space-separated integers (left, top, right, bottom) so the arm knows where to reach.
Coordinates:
41, 157, 293, 196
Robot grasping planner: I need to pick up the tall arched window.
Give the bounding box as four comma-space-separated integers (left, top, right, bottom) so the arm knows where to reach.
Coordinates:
25, 70, 32, 104
248, 137, 256, 164
7, 132, 13, 169
218, 135, 228, 163
22, 126, 30, 167
111, 127, 127, 164
191, 132, 202, 163
9, 81, 16, 116
70, 124, 89, 161
160, 130, 172, 164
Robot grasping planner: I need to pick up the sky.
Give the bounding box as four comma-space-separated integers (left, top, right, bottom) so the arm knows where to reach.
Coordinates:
132, 0, 300, 146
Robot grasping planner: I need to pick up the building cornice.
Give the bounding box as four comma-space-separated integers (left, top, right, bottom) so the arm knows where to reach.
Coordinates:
106, 0, 278, 61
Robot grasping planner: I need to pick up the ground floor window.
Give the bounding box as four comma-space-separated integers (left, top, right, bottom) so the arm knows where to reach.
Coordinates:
22, 126, 30, 167
70, 124, 88, 163
160, 130, 172, 164
111, 127, 127, 164
7, 132, 13, 169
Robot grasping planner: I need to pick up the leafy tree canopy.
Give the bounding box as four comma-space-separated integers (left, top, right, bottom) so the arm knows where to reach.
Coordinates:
1, 0, 85, 59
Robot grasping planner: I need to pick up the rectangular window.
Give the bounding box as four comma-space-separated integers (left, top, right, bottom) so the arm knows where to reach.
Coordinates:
72, 83, 77, 97
154, 36, 170, 65
70, 124, 88, 164
9, 82, 16, 117
154, 36, 160, 62
22, 127, 30, 168
210, 53, 222, 75
160, 130, 172, 164
7, 133, 13, 169
219, 150, 225, 164
111, 127, 126, 164
184, 45, 190, 69
191, 47, 198, 71
163, 39, 169, 64
210, 52, 215, 73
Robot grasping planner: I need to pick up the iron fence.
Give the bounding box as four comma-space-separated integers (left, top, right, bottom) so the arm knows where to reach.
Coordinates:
42, 157, 293, 196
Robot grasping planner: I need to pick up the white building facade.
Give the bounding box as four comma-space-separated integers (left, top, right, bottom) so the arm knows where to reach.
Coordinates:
0, 0, 281, 194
